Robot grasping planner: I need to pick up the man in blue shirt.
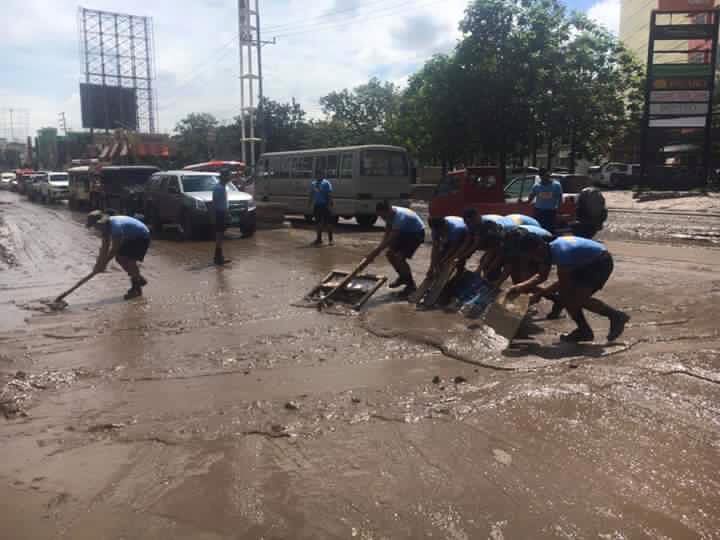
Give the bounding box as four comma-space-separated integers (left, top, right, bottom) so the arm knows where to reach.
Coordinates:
507, 234, 630, 343
212, 170, 231, 265
366, 202, 426, 297
86, 210, 151, 300
308, 173, 334, 246
529, 170, 563, 234
427, 216, 468, 278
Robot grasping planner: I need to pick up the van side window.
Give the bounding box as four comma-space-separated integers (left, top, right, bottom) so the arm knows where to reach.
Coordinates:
326, 155, 339, 179
315, 156, 327, 178
275, 157, 290, 177
340, 153, 353, 178
292, 156, 313, 178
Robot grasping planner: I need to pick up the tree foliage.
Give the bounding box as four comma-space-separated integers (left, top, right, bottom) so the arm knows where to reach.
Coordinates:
172, 0, 643, 171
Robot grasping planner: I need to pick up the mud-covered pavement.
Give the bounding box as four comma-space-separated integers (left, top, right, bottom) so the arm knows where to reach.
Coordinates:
2, 190, 720, 539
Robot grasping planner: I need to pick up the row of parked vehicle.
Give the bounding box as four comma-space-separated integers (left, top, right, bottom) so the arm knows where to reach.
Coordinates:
4, 164, 257, 240
2, 169, 70, 203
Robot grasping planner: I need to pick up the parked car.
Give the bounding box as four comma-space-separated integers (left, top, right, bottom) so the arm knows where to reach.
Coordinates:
590, 162, 640, 188
14, 169, 36, 194
1, 172, 16, 190
145, 171, 256, 240
68, 166, 93, 209
36, 172, 70, 203
91, 166, 160, 215
26, 173, 48, 202
430, 167, 577, 228
144, 171, 256, 240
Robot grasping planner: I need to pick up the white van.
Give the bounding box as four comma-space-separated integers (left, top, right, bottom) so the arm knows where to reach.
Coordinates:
256, 145, 412, 227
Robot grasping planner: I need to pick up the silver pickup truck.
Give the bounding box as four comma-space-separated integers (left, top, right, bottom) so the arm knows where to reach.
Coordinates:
144, 171, 256, 240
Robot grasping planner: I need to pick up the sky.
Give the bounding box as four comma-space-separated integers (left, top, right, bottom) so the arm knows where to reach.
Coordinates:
0, 0, 621, 137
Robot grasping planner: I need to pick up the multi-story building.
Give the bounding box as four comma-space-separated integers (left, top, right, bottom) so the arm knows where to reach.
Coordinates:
620, 0, 718, 63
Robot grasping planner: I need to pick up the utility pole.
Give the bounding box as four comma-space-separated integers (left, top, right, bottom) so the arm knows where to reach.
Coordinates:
59, 112, 68, 135
238, 0, 274, 170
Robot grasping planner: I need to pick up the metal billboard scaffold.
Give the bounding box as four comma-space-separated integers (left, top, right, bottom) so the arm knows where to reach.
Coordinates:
78, 7, 158, 133
640, 3, 720, 188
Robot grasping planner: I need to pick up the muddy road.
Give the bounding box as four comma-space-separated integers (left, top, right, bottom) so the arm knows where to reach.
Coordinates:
2, 190, 720, 539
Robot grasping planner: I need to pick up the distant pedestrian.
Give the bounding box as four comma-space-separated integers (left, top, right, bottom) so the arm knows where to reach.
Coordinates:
213, 170, 231, 265
528, 169, 563, 233
86, 211, 150, 300
366, 202, 426, 297
309, 172, 334, 246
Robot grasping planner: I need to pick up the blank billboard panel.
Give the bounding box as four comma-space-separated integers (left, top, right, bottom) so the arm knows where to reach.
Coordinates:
80, 83, 138, 131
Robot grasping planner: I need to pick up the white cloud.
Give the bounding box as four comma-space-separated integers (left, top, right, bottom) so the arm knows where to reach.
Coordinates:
588, 0, 621, 35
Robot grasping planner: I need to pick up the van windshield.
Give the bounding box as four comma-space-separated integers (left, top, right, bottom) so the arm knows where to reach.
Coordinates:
360, 150, 408, 177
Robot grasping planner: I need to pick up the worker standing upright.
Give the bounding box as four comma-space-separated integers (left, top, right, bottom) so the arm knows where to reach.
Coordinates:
309, 171, 335, 246
213, 170, 231, 265
528, 170, 563, 234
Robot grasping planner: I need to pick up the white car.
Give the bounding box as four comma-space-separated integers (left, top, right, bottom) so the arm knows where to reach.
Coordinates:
590, 162, 640, 189
1, 172, 16, 190
37, 172, 70, 203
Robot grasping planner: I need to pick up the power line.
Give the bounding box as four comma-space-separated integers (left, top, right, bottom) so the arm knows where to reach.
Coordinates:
273, 0, 446, 39
263, 0, 392, 32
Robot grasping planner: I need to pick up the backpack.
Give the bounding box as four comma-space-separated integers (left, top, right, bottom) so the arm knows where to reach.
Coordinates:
576, 187, 608, 228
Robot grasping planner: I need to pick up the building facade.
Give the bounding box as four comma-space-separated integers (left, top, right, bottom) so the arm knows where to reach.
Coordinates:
620, 0, 718, 63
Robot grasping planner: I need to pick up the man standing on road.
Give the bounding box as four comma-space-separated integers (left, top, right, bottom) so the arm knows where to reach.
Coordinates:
86, 211, 150, 300
309, 172, 334, 246
529, 170, 563, 234
213, 170, 231, 265
366, 202, 426, 297
507, 233, 630, 343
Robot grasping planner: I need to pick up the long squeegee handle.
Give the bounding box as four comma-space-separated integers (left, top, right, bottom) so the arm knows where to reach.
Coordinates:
323, 257, 372, 302
54, 271, 98, 303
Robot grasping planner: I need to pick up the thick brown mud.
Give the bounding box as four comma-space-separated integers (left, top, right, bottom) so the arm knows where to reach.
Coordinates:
2, 190, 720, 539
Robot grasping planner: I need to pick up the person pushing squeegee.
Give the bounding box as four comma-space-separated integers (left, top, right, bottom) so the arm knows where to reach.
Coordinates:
49, 211, 151, 309
321, 202, 426, 305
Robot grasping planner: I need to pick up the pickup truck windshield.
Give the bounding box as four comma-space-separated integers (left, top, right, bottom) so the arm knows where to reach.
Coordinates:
182, 175, 238, 193
49, 174, 68, 183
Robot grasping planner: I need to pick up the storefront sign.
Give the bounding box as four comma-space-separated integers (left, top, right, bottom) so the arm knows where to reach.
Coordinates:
650, 102, 709, 115
654, 24, 714, 40
650, 90, 710, 102
652, 78, 710, 90
649, 116, 707, 127
652, 63, 713, 77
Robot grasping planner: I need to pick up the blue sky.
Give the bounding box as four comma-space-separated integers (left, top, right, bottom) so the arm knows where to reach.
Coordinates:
0, 0, 621, 137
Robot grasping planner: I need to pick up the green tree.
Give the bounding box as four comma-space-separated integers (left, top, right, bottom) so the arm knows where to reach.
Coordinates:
320, 77, 400, 144
173, 113, 219, 164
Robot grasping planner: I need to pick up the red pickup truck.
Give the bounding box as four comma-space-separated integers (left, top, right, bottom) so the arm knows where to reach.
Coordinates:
429, 167, 580, 229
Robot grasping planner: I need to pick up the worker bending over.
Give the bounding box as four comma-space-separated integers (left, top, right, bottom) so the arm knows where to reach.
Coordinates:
427, 216, 468, 278
87, 211, 151, 300
366, 202, 426, 297
506, 231, 630, 343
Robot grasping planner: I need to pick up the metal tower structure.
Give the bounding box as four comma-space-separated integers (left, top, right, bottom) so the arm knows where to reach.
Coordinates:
238, 0, 265, 168
0, 108, 30, 143
78, 7, 158, 133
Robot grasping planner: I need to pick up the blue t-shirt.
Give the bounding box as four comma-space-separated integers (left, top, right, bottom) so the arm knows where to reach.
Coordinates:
391, 206, 425, 234
109, 216, 149, 242
549, 236, 607, 267
519, 224, 552, 239
213, 183, 228, 212
310, 178, 333, 206
531, 180, 563, 210
433, 216, 467, 244
505, 214, 540, 228
482, 215, 516, 231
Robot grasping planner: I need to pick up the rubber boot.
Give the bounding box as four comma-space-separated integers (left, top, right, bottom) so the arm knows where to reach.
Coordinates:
328, 232, 334, 246
214, 247, 224, 265
124, 278, 143, 300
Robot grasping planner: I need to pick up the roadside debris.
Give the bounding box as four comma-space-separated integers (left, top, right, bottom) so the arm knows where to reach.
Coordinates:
0, 369, 86, 418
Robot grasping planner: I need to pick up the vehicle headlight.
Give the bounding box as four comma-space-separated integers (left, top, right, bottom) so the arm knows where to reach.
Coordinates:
192, 198, 206, 211
248, 199, 256, 211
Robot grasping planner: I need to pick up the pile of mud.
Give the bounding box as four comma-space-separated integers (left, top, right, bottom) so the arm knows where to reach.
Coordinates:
0, 369, 87, 418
